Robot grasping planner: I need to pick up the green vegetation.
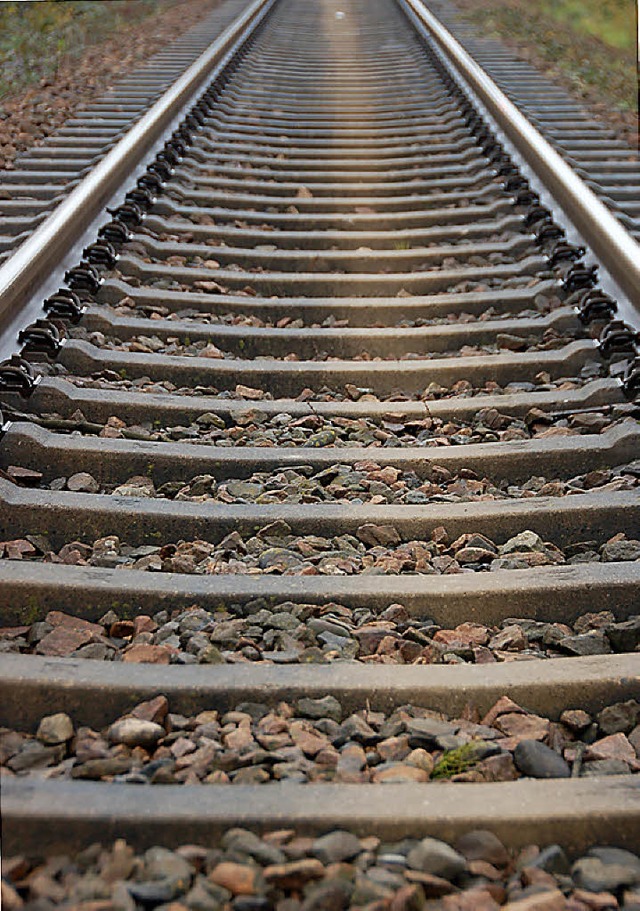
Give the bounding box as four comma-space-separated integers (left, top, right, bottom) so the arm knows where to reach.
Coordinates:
431, 742, 481, 779
0, 1, 171, 100
458, 0, 637, 114
538, 0, 635, 51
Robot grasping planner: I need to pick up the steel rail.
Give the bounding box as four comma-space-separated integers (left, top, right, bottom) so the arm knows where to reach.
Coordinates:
399, 0, 640, 312
0, 0, 274, 334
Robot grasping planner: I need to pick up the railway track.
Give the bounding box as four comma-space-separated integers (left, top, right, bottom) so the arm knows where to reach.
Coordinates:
1, 0, 640, 907
424, 0, 640, 243
0, 0, 252, 265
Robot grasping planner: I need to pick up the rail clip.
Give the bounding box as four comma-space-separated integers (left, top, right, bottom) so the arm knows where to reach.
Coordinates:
83, 240, 118, 268
64, 262, 103, 295
622, 358, 640, 399
0, 356, 41, 398
574, 289, 617, 324
598, 321, 639, 359
18, 319, 66, 357
562, 264, 598, 293
44, 290, 86, 323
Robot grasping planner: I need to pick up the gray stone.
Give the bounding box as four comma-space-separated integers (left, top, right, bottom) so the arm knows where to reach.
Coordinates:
581, 759, 632, 776
529, 845, 570, 875
319, 633, 358, 657
500, 531, 546, 555
350, 874, 394, 905
67, 472, 100, 493
232, 898, 273, 911
558, 631, 611, 656
112, 881, 137, 911
590, 847, 640, 873
454, 830, 509, 866
27, 622, 53, 644
337, 715, 378, 745
71, 873, 112, 902
8, 740, 63, 771
405, 717, 458, 749
36, 713, 74, 745
406, 837, 467, 880
108, 718, 165, 749
144, 847, 192, 883
301, 880, 353, 911
606, 617, 640, 652
490, 557, 532, 572
435, 734, 468, 752
513, 740, 571, 779
74, 643, 116, 660
71, 756, 133, 779
377, 854, 408, 870
312, 830, 362, 864
193, 645, 222, 664
235, 704, 270, 722
601, 540, 640, 562
127, 879, 185, 905
185, 876, 227, 911
308, 618, 352, 639
364, 867, 405, 890
597, 700, 640, 735
222, 828, 286, 865
266, 612, 300, 631
573, 848, 640, 892
257, 548, 302, 570
226, 481, 265, 499
297, 696, 343, 723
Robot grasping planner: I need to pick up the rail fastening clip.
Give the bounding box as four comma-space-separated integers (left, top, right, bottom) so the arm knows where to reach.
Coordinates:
0, 355, 41, 398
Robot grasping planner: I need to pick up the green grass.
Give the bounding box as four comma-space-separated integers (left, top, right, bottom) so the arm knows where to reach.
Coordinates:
537, 0, 635, 51
460, 0, 637, 114
431, 742, 481, 779
0, 1, 171, 100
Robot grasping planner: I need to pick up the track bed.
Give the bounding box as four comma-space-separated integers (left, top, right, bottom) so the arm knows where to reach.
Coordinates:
1, 0, 639, 906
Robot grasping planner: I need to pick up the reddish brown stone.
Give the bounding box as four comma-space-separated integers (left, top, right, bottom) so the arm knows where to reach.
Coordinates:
442, 889, 501, 910
377, 735, 410, 761
560, 710, 592, 733
263, 859, 324, 889
502, 890, 568, 910
474, 753, 519, 782
0, 626, 29, 640
45, 611, 103, 635
223, 726, 255, 751
131, 695, 169, 725
398, 640, 425, 663
468, 860, 503, 880
353, 627, 394, 655
0, 880, 23, 911
289, 722, 329, 756
481, 696, 525, 727
372, 764, 429, 783
389, 884, 425, 911
3, 540, 37, 560
5, 466, 43, 485
209, 862, 259, 895
35, 627, 93, 657
109, 619, 135, 638
356, 524, 401, 547
404, 870, 457, 897
133, 615, 157, 635
584, 733, 639, 767
122, 644, 173, 664
522, 868, 560, 889
495, 713, 549, 742
571, 890, 619, 910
